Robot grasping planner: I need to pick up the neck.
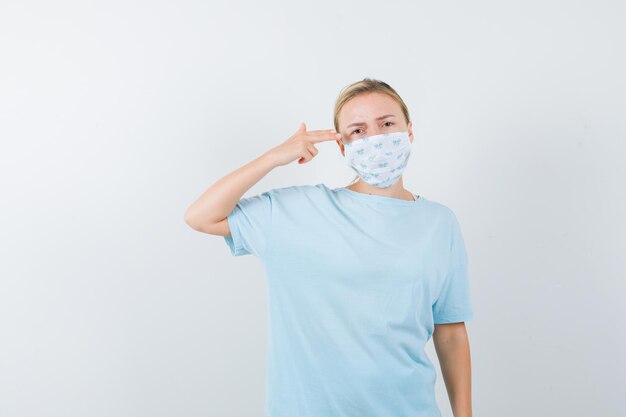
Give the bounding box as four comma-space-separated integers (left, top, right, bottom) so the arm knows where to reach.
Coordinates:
346, 179, 414, 201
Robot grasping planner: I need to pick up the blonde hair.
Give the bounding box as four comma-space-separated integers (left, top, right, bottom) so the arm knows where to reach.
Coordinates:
333, 78, 411, 185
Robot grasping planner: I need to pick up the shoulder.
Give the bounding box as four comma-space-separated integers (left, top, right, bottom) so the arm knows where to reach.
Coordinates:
266, 183, 332, 202
420, 197, 462, 228
416, 194, 455, 218
259, 184, 334, 220
240, 184, 332, 210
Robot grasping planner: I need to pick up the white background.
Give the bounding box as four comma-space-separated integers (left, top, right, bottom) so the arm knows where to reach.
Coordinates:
1, 0, 625, 416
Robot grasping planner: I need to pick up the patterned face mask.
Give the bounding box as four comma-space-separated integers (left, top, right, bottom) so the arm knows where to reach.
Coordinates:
342, 130, 412, 188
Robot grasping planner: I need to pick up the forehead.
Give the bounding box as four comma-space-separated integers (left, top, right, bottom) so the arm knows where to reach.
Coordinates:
339, 92, 402, 128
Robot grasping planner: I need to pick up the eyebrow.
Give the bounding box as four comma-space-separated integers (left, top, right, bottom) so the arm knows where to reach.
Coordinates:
345, 114, 396, 130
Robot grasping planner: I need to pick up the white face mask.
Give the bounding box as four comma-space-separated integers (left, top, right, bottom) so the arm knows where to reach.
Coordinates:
342, 130, 412, 188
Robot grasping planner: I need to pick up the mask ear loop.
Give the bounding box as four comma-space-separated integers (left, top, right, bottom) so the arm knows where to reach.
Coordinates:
339, 137, 356, 170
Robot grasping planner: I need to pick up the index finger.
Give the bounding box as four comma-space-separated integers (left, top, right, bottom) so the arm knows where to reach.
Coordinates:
307, 129, 342, 143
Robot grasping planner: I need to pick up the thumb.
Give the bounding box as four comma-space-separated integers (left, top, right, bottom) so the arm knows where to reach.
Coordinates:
298, 121, 306, 133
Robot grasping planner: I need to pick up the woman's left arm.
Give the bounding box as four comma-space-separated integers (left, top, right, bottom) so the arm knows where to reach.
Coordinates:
433, 322, 473, 417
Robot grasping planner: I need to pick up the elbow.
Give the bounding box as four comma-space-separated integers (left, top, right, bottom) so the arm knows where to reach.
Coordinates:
184, 209, 217, 234
183, 208, 201, 231
184, 205, 229, 235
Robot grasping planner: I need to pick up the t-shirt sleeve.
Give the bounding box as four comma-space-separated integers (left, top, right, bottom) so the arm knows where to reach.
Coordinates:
223, 190, 273, 258
432, 211, 474, 324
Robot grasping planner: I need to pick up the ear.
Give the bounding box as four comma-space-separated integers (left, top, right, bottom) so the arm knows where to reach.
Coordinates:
336, 139, 345, 156
407, 121, 414, 143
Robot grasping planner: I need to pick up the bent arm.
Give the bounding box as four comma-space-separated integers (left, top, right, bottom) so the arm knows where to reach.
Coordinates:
183, 152, 277, 236
433, 322, 473, 417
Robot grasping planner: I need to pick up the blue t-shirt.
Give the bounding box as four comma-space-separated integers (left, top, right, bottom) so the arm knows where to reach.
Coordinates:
223, 183, 474, 417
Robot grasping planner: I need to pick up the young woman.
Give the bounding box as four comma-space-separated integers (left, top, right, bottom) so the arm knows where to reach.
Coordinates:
185, 78, 474, 417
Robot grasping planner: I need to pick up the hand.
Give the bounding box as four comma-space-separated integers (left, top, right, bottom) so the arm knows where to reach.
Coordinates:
265, 122, 342, 167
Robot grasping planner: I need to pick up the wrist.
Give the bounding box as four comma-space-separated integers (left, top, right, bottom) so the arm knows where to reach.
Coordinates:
258, 151, 279, 170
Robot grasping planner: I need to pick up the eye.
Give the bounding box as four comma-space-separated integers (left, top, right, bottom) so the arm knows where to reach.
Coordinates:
351, 128, 362, 135
383, 121, 394, 127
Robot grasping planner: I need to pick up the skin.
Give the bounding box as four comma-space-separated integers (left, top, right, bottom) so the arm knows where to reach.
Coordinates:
184, 91, 472, 417
433, 322, 473, 417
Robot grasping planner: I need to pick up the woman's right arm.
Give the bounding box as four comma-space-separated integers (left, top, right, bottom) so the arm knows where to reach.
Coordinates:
183, 123, 341, 236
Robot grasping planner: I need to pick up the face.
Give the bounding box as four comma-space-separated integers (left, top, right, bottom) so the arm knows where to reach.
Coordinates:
336, 92, 413, 156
